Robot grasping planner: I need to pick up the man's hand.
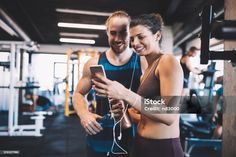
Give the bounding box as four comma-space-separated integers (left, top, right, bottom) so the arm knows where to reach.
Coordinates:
212, 113, 218, 123
110, 99, 124, 121
128, 107, 141, 124
80, 111, 103, 135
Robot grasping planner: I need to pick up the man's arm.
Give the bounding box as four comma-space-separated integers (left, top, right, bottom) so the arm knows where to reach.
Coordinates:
212, 94, 220, 122
128, 107, 140, 124
73, 57, 103, 135
185, 57, 202, 74
73, 58, 93, 116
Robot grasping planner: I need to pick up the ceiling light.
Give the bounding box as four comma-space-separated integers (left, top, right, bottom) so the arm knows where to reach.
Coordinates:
59, 38, 95, 44
59, 32, 99, 38
58, 22, 106, 30
56, 8, 111, 17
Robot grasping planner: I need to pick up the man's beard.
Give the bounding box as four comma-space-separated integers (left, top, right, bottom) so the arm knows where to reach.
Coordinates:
110, 42, 128, 54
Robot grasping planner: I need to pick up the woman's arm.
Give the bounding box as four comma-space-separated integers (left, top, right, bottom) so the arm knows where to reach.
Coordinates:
93, 55, 183, 125
121, 87, 179, 126
156, 54, 183, 125
93, 78, 177, 125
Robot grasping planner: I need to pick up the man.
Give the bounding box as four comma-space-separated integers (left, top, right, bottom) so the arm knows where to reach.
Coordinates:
73, 11, 146, 157
24, 92, 55, 112
212, 76, 223, 139
180, 46, 202, 96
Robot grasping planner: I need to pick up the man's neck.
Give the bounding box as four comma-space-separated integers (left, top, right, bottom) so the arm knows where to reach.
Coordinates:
106, 48, 133, 66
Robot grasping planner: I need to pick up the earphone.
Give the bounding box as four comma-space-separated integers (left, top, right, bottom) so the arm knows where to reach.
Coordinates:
109, 100, 129, 154
118, 122, 122, 140
118, 134, 122, 140
108, 53, 138, 154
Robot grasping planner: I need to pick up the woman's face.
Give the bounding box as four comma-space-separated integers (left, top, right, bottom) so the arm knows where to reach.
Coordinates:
130, 25, 159, 56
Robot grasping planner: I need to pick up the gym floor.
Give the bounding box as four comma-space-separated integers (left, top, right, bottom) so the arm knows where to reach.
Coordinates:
0, 107, 86, 157
0, 107, 221, 157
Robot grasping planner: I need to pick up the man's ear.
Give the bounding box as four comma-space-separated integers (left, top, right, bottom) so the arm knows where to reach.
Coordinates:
155, 31, 162, 41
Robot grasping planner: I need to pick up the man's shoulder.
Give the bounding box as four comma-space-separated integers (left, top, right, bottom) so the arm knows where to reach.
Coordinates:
82, 56, 100, 74
85, 55, 100, 66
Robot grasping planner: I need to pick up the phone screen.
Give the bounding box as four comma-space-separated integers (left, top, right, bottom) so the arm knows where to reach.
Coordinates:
90, 65, 106, 78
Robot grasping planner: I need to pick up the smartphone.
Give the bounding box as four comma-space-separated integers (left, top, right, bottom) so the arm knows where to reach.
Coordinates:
90, 65, 107, 78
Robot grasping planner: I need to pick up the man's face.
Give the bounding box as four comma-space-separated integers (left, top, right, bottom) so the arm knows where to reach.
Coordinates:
107, 17, 130, 54
191, 50, 197, 57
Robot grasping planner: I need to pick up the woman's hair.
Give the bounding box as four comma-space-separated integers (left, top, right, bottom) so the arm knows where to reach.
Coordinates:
105, 11, 131, 28
130, 13, 164, 34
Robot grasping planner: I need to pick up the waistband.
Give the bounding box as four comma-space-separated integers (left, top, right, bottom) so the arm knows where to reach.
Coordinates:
136, 133, 180, 143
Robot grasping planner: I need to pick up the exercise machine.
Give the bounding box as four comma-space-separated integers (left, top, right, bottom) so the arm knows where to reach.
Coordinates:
0, 41, 48, 136
184, 138, 221, 157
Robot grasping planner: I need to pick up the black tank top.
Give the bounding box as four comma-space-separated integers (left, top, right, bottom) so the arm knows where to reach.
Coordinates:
180, 56, 190, 81
96, 51, 142, 115
87, 51, 142, 152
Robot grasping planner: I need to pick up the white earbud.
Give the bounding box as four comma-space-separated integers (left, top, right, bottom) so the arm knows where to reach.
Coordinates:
118, 132, 122, 140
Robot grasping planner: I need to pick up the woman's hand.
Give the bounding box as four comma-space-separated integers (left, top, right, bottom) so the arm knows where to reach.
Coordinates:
92, 74, 127, 100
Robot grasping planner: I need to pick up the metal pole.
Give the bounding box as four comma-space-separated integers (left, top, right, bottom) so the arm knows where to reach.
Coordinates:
200, 5, 213, 64
14, 46, 21, 127
0, 9, 31, 41
8, 43, 16, 135
64, 50, 71, 116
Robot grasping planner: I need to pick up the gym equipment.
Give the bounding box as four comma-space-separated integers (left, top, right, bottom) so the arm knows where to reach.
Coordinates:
64, 49, 98, 116
200, 5, 236, 65
0, 41, 47, 136
180, 114, 221, 156
184, 138, 221, 157
0, 52, 10, 111
180, 114, 215, 139
183, 61, 217, 114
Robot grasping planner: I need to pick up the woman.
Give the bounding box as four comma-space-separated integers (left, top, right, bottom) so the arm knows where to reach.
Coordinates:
93, 13, 184, 157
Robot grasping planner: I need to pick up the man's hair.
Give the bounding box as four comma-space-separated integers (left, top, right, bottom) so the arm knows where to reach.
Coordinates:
189, 46, 198, 52
105, 11, 131, 28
